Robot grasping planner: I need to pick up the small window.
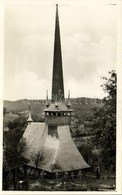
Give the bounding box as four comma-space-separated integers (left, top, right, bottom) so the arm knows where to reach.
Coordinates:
48, 126, 58, 138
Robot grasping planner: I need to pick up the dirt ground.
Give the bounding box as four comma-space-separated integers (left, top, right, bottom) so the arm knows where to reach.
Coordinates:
6, 171, 115, 191
28, 175, 115, 191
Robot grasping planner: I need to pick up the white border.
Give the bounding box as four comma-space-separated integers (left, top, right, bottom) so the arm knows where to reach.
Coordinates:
0, 0, 122, 194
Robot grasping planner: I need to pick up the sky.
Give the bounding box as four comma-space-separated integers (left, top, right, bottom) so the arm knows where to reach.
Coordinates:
4, 0, 117, 100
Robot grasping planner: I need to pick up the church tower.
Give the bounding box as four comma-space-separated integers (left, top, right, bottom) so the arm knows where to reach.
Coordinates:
45, 4, 72, 127
22, 4, 90, 173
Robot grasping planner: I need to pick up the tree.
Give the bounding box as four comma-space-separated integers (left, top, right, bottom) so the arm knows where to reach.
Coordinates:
31, 151, 44, 169
78, 143, 94, 165
17, 137, 27, 154
3, 116, 28, 190
3, 107, 7, 116
3, 136, 28, 190
7, 116, 27, 130
91, 70, 116, 171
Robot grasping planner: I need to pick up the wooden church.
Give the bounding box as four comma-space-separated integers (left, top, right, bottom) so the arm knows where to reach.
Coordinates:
22, 4, 90, 173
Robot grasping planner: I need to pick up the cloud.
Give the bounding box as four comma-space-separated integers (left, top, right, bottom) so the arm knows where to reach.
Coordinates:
16, 33, 53, 77
4, 2, 117, 100
63, 33, 116, 81
65, 77, 105, 98
4, 71, 51, 100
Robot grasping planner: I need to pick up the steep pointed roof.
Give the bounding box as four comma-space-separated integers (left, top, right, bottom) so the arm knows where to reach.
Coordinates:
22, 123, 90, 172
52, 4, 64, 102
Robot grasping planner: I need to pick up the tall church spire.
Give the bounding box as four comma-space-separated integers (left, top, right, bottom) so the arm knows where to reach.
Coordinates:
52, 4, 64, 102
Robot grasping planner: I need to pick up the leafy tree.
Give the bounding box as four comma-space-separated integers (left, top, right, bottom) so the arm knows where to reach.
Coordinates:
3, 116, 28, 190
78, 143, 94, 165
3, 135, 28, 190
91, 70, 116, 171
3, 107, 7, 116
17, 137, 27, 154
7, 116, 27, 130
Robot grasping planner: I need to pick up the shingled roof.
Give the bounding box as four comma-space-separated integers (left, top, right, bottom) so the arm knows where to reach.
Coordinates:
44, 102, 72, 112
22, 123, 90, 172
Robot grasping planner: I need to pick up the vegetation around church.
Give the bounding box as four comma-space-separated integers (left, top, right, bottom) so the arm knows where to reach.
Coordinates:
90, 70, 116, 171
3, 70, 116, 190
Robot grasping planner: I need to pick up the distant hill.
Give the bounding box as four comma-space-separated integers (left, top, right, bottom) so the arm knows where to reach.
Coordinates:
4, 100, 28, 112
4, 97, 101, 115
4, 99, 45, 114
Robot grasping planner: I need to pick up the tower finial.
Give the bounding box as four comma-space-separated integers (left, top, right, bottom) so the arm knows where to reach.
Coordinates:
67, 90, 71, 108
45, 90, 49, 107
27, 103, 33, 124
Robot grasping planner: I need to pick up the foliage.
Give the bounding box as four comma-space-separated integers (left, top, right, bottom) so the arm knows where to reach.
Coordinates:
3, 116, 28, 172
31, 151, 45, 168
78, 143, 94, 165
3, 107, 7, 116
4, 129, 23, 148
3, 135, 27, 172
32, 114, 45, 122
7, 116, 27, 130
50, 161, 62, 172
17, 137, 27, 154
91, 70, 116, 170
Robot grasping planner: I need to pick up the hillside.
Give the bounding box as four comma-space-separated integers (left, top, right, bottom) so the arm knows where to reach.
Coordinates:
4, 99, 45, 114
4, 97, 101, 113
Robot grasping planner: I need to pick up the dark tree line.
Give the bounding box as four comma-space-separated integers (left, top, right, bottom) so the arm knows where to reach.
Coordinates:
3, 115, 28, 190
91, 70, 116, 171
